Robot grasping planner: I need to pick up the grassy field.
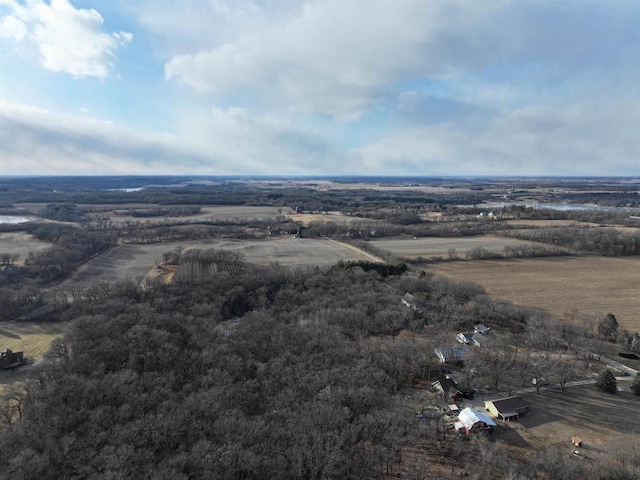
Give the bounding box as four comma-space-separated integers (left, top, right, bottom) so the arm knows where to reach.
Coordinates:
428, 257, 640, 331
502, 219, 600, 227
370, 235, 542, 259
89, 205, 293, 223
0, 233, 54, 263
0, 321, 67, 362
0, 321, 67, 397
289, 212, 376, 226
60, 237, 375, 288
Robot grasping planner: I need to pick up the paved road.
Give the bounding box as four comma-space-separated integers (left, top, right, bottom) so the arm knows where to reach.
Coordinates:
597, 354, 638, 376
462, 375, 634, 411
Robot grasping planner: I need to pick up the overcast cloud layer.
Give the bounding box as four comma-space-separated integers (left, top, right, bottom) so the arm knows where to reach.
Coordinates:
0, 0, 638, 176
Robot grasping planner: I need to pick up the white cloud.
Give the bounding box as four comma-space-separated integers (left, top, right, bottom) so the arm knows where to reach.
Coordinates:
0, 99, 342, 175
163, 1, 637, 119
349, 99, 640, 176
0, 0, 132, 78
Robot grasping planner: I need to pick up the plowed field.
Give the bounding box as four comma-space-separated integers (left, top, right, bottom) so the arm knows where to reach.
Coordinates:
428, 257, 640, 331
371, 235, 541, 259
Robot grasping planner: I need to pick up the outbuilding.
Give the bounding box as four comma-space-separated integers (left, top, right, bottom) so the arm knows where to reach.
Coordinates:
484, 396, 527, 421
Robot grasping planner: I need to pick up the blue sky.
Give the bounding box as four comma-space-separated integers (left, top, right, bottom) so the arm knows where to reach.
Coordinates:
0, 0, 638, 176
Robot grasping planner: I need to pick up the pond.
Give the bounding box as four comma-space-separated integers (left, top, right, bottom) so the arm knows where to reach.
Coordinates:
0, 216, 33, 224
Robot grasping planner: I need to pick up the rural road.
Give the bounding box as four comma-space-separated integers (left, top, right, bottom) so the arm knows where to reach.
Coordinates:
464, 375, 634, 411
597, 355, 638, 376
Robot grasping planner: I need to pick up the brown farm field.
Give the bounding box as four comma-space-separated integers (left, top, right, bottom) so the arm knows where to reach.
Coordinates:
14, 203, 294, 223
60, 237, 375, 288
0, 233, 54, 263
428, 257, 640, 331
370, 235, 542, 259
502, 219, 600, 227
289, 212, 376, 226
89, 205, 293, 223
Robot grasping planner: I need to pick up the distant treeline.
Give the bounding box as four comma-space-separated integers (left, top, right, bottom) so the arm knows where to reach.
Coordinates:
499, 227, 640, 256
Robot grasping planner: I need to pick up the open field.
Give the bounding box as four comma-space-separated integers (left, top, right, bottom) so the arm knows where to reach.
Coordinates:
502, 219, 600, 227
0, 321, 67, 363
91, 205, 293, 223
289, 212, 376, 226
428, 257, 640, 331
370, 235, 542, 259
14, 203, 293, 223
59, 237, 375, 288
0, 233, 54, 263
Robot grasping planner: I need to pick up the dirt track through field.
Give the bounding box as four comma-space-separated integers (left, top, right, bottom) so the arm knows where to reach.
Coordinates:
324, 238, 384, 263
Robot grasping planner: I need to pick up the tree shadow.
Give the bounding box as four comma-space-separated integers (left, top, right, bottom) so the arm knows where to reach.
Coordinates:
0, 328, 21, 339
492, 423, 533, 448
512, 405, 564, 429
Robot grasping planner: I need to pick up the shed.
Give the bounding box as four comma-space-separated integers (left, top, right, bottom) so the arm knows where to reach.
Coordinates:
485, 396, 527, 420
474, 324, 491, 335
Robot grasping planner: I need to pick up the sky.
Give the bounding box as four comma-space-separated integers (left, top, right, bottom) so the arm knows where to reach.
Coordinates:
0, 0, 638, 177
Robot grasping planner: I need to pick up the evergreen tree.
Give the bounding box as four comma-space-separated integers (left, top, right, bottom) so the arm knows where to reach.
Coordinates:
630, 372, 640, 395
596, 369, 617, 394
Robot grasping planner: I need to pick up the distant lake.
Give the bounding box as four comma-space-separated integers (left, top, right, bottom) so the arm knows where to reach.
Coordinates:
106, 187, 145, 192
0, 216, 32, 224
488, 202, 640, 212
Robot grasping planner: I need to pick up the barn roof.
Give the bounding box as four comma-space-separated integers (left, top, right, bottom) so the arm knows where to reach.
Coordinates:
458, 407, 497, 430
486, 396, 527, 414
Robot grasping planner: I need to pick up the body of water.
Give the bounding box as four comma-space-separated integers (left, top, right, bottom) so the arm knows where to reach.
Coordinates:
487, 202, 640, 212
0, 216, 32, 224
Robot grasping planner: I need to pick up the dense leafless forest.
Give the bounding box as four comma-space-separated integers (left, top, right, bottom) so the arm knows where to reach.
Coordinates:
1, 176, 639, 479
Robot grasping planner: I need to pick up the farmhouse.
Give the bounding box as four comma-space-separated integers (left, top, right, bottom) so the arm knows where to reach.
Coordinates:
485, 396, 527, 421
455, 407, 497, 435
434, 345, 469, 363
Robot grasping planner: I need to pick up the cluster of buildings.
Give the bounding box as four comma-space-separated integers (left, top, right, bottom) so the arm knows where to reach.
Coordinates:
433, 323, 492, 363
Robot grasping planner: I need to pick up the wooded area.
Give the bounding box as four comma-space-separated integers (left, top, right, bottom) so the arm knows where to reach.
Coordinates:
1, 176, 639, 479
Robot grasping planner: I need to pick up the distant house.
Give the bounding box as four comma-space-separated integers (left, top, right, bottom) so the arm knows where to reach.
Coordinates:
484, 396, 527, 421
432, 375, 473, 402
471, 332, 492, 348
456, 332, 474, 344
401, 292, 418, 310
474, 324, 491, 335
434, 345, 469, 363
432, 375, 463, 402
455, 407, 497, 434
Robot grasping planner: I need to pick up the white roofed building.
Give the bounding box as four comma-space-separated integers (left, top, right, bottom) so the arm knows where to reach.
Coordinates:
455, 407, 497, 435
